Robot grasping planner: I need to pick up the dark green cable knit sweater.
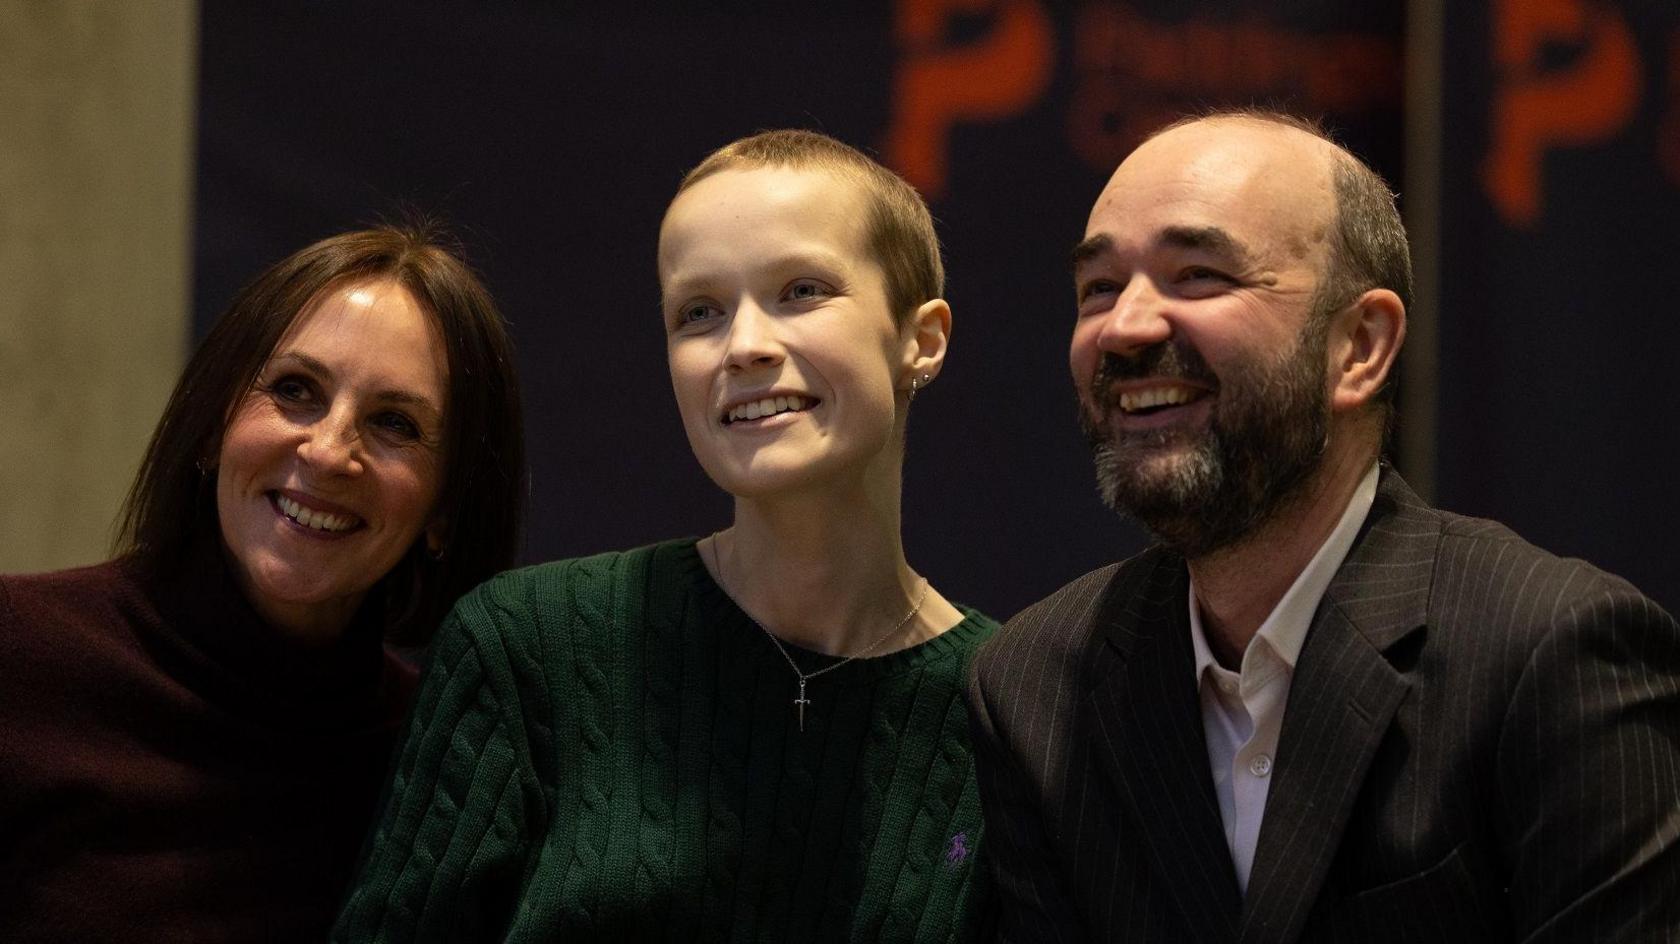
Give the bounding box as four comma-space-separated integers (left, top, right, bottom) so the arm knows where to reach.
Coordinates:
334, 539, 998, 942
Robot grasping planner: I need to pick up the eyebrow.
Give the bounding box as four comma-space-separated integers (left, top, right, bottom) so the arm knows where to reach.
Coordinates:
1159, 225, 1253, 268
1070, 234, 1112, 270
1071, 226, 1257, 272
662, 248, 855, 303
267, 351, 443, 417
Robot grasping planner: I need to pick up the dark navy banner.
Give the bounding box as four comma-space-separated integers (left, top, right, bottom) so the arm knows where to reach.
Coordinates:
1438, 0, 1679, 610
196, 2, 1416, 618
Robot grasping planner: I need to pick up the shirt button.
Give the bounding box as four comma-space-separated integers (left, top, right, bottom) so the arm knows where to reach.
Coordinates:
1249, 754, 1273, 777
1218, 678, 1238, 695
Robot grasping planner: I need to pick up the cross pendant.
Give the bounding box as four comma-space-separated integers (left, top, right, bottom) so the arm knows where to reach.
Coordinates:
794, 678, 811, 732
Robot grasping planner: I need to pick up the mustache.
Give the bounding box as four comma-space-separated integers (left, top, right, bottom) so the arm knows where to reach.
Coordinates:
1088, 342, 1218, 406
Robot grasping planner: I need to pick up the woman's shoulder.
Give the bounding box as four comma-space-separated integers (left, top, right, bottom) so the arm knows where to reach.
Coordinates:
940, 603, 1002, 653
0, 558, 146, 632
0, 560, 156, 706
849, 602, 1000, 690
444, 537, 704, 640
463, 538, 697, 602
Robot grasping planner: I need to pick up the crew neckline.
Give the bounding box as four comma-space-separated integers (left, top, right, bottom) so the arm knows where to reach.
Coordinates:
662, 537, 992, 686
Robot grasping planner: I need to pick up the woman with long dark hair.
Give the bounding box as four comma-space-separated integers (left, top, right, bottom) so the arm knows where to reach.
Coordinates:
0, 224, 526, 942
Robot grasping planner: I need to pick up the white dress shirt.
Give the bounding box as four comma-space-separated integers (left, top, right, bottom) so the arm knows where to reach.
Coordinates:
1188, 463, 1379, 895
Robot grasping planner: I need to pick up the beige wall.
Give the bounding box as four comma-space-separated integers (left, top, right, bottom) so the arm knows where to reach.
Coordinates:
0, 1, 197, 572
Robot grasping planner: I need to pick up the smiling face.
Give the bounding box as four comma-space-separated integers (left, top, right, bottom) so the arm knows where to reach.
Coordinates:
215, 278, 449, 643
659, 166, 915, 498
1071, 118, 1341, 555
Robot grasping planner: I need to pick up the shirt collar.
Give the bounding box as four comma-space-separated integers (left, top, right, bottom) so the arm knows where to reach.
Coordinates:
1190, 462, 1380, 681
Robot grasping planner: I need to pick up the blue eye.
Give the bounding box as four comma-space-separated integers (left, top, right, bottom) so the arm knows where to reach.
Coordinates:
783, 279, 832, 302
679, 302, 721, 324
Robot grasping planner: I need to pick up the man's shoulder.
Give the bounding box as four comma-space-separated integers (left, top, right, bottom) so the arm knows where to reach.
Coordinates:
1008, 549, 1161, 629
1356, 481, 1669, 638
974, 546, 1176, 681
1435, 508, 1660, 621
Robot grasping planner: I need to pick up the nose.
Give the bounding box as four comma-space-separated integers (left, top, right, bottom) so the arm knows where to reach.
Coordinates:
722, 299, 785, 373
295, 406, 365, 476
1094, 278, 1173, 358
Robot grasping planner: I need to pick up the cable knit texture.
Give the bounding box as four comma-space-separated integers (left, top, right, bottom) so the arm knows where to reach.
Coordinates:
334, 538, 997, 942
0, 553, 416, 943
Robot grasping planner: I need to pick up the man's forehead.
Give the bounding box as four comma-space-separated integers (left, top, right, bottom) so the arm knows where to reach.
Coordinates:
1086, 119, 1334, 261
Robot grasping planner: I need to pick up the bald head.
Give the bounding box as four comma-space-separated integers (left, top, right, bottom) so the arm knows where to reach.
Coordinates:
1144, 112, 1413, 312
1097, 117, 1342, 290
1069, 111, 1412, 552
1088, 111, 1413, 420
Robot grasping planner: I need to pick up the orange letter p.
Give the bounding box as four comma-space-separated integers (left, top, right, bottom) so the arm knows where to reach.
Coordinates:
1483, 0, 1640, 226
884, 0, 1055, 198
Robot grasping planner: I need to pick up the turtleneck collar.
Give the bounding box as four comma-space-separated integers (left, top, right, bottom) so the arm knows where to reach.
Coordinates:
131, 533, 395, 728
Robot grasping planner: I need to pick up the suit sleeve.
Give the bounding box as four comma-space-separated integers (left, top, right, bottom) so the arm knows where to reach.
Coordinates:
1497, 582, 1680, 943
332, 593, 544, 943
967, 653, 1089, 944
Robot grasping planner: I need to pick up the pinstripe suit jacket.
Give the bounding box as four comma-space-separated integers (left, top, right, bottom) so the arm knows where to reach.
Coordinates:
968, 470, 1680, 942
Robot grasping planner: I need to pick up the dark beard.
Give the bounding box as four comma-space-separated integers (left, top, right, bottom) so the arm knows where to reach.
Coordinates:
1080, 321, 1330, 558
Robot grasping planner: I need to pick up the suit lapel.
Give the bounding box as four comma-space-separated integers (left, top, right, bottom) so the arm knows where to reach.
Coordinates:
1239, 469, 1437, 944
1089, 555, 1242, 942
1238, 604, 1411, 944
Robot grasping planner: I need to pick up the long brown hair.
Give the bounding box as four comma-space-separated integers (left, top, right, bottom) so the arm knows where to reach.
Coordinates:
117, 222, 527, 644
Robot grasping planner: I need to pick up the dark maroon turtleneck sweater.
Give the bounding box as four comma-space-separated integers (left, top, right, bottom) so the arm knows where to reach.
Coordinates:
0, 552, 417, 942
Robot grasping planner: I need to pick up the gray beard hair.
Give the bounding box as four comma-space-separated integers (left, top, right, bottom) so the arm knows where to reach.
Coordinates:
1088, 425, 1314, 559
1091, 435, 1220, 521
1083, 322, 1331, 559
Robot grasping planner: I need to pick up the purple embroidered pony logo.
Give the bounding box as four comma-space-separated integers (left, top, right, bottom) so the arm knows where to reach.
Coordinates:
944, 831, 970, 868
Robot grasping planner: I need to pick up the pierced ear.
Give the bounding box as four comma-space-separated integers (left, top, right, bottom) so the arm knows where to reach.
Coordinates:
900, 298, 952, 393
1329, 288, 1406, 413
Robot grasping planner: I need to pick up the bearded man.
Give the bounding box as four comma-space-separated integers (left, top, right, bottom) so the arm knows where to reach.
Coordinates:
967, 111, 1680, 943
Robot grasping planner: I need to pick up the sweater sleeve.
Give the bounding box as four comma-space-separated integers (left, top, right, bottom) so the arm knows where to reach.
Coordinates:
332, 578, 547, 943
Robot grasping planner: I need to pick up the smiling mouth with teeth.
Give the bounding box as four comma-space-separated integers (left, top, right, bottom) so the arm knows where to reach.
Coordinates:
1115, 385, 1208, 416
273, 492, 362, 533
722, 394, 817, 426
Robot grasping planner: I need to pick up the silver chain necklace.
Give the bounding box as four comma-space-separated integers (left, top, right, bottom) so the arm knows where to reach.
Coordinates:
706, 533, 930, 732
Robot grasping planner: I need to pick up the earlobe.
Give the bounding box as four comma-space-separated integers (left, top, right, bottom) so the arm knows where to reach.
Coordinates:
901, 298, 953, 391
424, 520, 448, 561
1330, 289, 1406, 412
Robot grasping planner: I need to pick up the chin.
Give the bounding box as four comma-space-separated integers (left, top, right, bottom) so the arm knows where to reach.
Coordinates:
250, 568, 340, 609
699, 452, 840, 499
708, 467, 819, 500
240, 545, 355, 599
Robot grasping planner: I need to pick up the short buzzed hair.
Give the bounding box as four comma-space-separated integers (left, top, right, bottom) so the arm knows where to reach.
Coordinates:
674, 129, 944, 325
